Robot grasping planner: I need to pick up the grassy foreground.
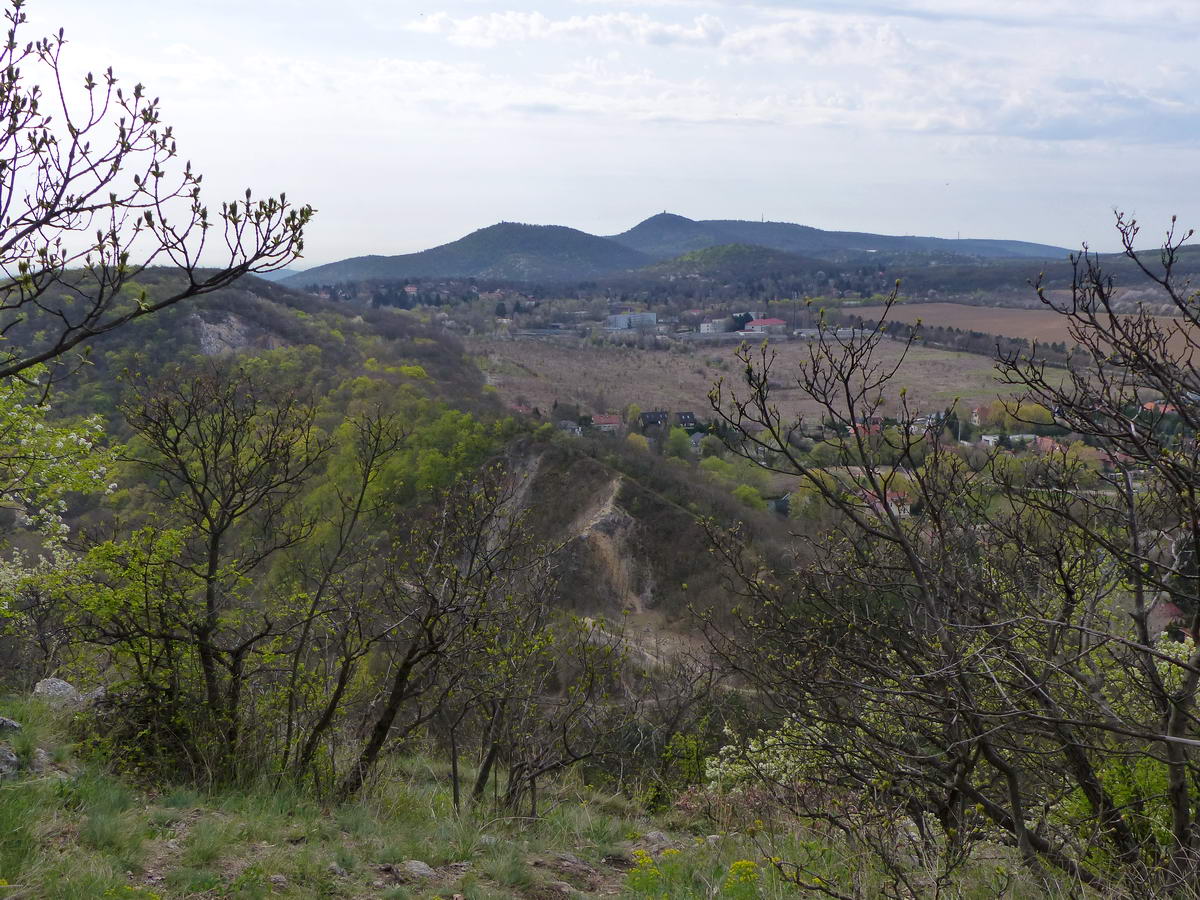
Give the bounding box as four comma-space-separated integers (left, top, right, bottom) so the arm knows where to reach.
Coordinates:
0, 697, 814, 899
0, 697, 1055, 898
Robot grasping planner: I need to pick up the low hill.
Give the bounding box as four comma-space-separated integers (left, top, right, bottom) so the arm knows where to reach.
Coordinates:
40, 271, 489, 430
610, 213, 1070, 262
285, 223, 650, 287
253, 267, 304, 283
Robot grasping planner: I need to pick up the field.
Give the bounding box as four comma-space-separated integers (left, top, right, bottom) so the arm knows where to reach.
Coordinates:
857, 301, 1194, 355
858, 302, 1081, 345
470, 334, 1023, 422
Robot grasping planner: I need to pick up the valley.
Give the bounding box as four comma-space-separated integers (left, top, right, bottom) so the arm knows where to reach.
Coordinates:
471, 332, 1019, 424
1, 1, 1197, 895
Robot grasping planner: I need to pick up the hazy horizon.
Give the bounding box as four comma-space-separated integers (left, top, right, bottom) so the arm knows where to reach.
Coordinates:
36, 0, 1200, 266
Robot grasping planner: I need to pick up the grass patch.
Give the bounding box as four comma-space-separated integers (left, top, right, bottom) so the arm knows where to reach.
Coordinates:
181, 817, 241, 867
162, 786, 200, 809
167, 866, 223, 892
0, 780, 52, 879
480, 847, 535, 889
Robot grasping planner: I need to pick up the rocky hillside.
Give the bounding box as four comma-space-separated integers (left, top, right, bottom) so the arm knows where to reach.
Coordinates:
507, 439, 790, 632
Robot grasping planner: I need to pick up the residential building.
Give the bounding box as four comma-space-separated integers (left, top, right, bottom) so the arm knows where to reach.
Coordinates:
605, 312, 657, 330
592, 414, 622, 434
744, 317, 788, 334
1035, 435, 1066, 455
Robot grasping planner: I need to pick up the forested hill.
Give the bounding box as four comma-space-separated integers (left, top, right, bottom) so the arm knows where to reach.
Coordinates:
285, 223, 650, 288
641, 243, 825, 280
608, 212, 1071, 261
284, 213, 1072, 289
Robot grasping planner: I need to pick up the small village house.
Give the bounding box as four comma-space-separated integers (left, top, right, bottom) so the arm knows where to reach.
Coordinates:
592, 413, 622, 434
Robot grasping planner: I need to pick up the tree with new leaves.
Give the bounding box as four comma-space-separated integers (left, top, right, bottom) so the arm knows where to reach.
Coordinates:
73, 363, 329, 777
338, 466, 559, 798
665, 425, 692, 459
0, 0, 310, 381
705, 217, 1200, 897
0, 0, 309, 718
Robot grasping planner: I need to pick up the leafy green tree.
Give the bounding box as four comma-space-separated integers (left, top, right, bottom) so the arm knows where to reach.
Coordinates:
731, 483, 765, 510
110, 364, 327, 774
700, 434, 725, 458
665, 426, 692, 459
0, 366, 113, 537
699, 455, 735, 482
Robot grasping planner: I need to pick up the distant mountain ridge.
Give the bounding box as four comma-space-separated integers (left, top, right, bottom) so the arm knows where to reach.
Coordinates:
284, 213, 1070, 288
609, 213, 1069, 262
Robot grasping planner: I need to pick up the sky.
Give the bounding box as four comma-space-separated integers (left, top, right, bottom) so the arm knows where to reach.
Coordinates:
32, 0, 1200, 265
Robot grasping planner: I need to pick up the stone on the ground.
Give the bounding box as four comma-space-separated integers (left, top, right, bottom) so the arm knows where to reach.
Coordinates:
28, 748, 51, 774
0, 743, 19, 778
640, 830, 672, 850
33, 678, 81, 705
601, 851, 633, 869
402, 859, 437, 879
0, 716, 20, 733
554, 853, 597, 876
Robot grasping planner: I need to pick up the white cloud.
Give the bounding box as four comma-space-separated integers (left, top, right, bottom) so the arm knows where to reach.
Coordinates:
408, 11, 727, 49
27, 0, 1200, 260
717, 17, 910, 62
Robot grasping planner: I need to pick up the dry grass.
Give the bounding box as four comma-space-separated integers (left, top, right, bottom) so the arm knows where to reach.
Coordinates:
471, 335, 1021, 423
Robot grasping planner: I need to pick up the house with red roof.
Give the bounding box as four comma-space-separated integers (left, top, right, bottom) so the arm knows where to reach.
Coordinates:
744, 318, 788, 334
1035, 435, 1066, 455
592, 414, 622, 434
1143, 400, 1178, 415
860, 488, 911, 519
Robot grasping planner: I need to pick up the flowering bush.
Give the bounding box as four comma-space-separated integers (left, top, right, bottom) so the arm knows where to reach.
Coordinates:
722, 858, 760, 898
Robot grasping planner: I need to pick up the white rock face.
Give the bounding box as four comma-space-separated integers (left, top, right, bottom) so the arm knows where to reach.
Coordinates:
33, 678, 81, 706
